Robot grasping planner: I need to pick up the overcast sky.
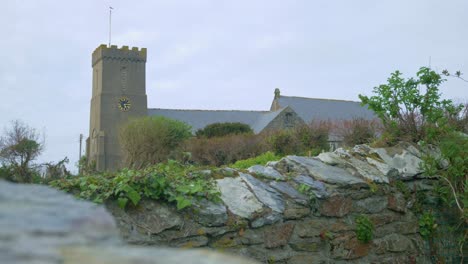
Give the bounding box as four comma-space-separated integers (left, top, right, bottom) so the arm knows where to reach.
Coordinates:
1, 0, 467, 172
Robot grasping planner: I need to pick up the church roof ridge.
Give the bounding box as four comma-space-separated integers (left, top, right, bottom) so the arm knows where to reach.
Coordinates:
279, 95, 360, 103
147, 107, 272, 113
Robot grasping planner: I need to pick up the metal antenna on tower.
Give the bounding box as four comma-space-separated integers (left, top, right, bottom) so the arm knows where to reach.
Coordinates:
109, 6, 114, 47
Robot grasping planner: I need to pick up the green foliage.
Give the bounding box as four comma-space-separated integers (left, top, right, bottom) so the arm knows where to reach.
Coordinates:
269, 123, 329, 156
319, 230, 334, 241
50, 160, 220, 210
359, 67, 462, 143
44, 157, 70, 178
355, 215, 374, 243
119, 116, 192, 169
230, 151, 281, 169
0, 120, 44, 183
419, 211, 437, 239
395, 180, 411, 199
0, 165, 13, 181
269, 130, 300, 156
78, 156, 97, 175
185, 133, 269, 166
184, 121, 329, 167
366, 180, 379, 193
362, 66, 467, 225
295, 123, 329, 150
340, 118, 380, 147
422, 132, 468, 220
297, 183, 316, 203
196, 122, 253, 138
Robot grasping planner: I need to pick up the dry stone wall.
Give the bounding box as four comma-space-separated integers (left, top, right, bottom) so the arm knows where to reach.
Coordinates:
108, 143, 436, 264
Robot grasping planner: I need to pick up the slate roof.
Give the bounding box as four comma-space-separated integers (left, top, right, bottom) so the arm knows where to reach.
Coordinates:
148, 108, 285, 133
275, 96, 376, 122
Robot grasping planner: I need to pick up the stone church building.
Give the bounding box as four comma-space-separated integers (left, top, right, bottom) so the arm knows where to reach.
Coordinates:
86, 44, 375, 171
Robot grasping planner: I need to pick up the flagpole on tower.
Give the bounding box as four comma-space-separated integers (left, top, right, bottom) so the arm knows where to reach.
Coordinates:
108, 6, 113, 47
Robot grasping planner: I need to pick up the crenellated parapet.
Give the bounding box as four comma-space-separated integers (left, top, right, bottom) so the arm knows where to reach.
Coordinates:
92, 44, 147, 66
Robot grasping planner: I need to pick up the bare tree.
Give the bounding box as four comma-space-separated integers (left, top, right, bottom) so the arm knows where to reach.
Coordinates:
0, 120, 44, 183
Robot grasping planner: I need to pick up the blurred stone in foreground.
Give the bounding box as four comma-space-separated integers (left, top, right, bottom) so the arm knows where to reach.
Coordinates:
0, 180, 258, 264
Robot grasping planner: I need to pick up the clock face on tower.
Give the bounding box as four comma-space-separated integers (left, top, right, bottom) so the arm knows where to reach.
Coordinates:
118, 97, 131, 111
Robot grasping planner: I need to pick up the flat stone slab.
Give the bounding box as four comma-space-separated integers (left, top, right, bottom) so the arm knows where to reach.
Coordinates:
318, 150, 389, 183
192, 199, 228, 227
269, 181, 308, 205
285, 156, 365, 185
371, 147, 423, 179
317, 151, 345, 166
251, 212, 282, 228
247, 165, 285, 180
216, 177, 263, 219
293, 175, 329, 198
240, 173, 285, 213
336, 148, 389, 183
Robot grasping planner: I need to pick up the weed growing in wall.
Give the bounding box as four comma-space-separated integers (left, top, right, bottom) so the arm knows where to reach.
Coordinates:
297, 183, 317, 203
419, 211, 437, 239
355, 215, 374, 243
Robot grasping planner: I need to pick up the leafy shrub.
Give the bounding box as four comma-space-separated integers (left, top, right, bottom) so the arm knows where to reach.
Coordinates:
0, 165, 13, 181
361, 67, 467, 228
268, 122, 330, 156
42, 157, 70, 181
422, 132, 468, 221
359, 67, 463, 143
295, 122, 330, 151
185, 133, 268, 166
446, 102, 468, 133
0, 120, 44, 183
119, 116, 192, 169
231, 151, 282, 169
50, 160, 220, 210
355, 215, 374, 243
196, 122, 253, 138
337, 118, 381, 147
269, 130, 301, 156
78, 156, 97, 175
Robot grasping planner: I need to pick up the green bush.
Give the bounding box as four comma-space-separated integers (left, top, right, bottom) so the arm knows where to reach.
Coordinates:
0, 165, 13, 181
185, 133, 268, 166
0, 120, 44, 183
422, 132, 468, 221
339, 118, 380, 147
355, 215, 374, 243
196, 122, 253, 138
268, 122, 330, 156
50, 160, 220, 210
78, 156, 97, 175
231, 151, 282, 169
361, 67, 467, 226
294, 122, 330, 151
119, 116, 192, 169
269, 130, 301, 156
359, 67, 463, 143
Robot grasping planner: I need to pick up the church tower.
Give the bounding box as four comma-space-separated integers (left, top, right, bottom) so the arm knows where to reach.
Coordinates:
86, 44, 148, 171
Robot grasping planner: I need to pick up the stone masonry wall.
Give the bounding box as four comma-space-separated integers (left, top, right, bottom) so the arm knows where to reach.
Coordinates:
108, 143, 436, 264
